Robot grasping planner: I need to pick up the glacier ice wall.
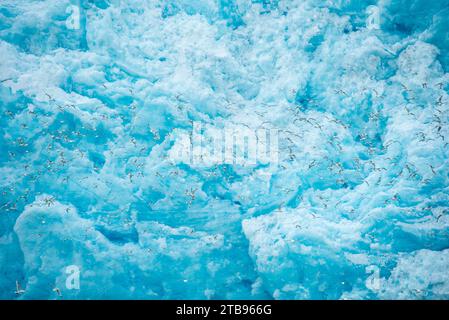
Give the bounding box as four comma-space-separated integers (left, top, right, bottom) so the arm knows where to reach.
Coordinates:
1, 0, 449, 299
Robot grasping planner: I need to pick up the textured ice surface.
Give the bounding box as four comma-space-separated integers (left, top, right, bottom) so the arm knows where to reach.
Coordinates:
1, 0, 449, 299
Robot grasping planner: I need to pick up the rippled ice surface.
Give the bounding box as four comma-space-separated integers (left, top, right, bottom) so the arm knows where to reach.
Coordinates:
1, 0, 449, 299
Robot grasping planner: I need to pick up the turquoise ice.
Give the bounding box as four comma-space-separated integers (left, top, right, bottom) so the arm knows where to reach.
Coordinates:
1, 0, 449, 299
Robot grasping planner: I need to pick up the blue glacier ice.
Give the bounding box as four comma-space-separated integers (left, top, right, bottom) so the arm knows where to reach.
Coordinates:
1, 0, 449, 299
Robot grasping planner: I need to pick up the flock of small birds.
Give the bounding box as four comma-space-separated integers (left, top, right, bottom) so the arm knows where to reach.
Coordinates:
1, 54, 448, 298
1, 80, 448, 213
